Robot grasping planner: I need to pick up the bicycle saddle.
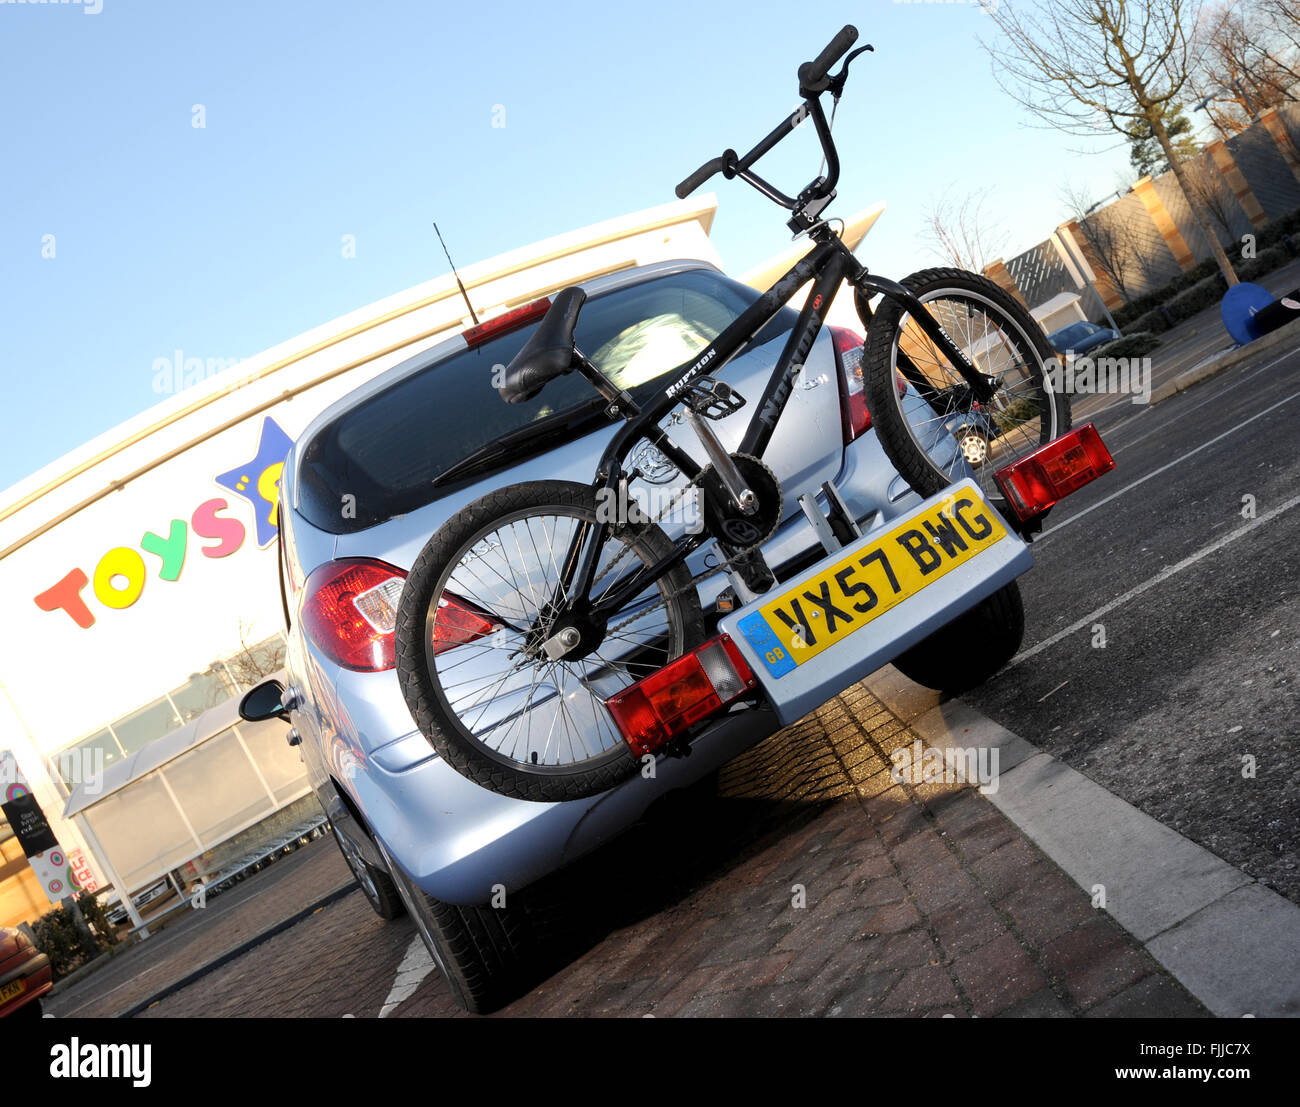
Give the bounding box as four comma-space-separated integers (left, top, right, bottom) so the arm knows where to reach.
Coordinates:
497, 286, 586, 404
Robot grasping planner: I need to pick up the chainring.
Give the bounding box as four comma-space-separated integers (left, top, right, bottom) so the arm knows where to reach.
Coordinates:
701, 453, 783, 549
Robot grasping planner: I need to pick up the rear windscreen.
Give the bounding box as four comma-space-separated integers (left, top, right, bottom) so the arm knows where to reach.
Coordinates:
295, 268, 797, 534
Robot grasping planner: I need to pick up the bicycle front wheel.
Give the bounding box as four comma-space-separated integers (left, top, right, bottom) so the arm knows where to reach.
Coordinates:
395, 480, 705, 802
862, 268, 1070, 501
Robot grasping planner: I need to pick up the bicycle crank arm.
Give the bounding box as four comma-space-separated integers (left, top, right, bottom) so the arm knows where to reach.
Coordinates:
684, 407, 757, 515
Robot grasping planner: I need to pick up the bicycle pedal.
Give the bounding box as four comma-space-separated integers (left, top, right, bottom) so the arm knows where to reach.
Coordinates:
715, 586, 739, 614
685, 376, 746, 420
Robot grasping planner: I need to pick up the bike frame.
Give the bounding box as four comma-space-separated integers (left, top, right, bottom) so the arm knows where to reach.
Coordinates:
558, 222, 998, 625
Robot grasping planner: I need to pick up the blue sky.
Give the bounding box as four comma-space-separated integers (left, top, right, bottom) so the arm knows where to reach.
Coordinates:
2, 0, 1178, 492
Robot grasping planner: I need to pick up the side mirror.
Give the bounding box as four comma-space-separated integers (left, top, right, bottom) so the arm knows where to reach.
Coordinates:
239, 679, 288, 722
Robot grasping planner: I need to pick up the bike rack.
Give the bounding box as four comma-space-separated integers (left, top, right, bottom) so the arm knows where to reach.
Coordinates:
798, 481, 863, 556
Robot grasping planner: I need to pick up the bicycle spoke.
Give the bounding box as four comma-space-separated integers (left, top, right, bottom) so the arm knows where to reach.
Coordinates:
426, 503, 688, 772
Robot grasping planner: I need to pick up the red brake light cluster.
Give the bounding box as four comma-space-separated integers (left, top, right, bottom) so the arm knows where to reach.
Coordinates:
605, 635, 756, 756
301, 559, 408, 672
830, 327, 907, 444
462, 298, 552, 348
994, 422, 1116, 521
301, 560, 499, 671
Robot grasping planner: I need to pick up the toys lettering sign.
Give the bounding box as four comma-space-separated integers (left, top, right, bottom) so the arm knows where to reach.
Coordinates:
31, 417, 293, 630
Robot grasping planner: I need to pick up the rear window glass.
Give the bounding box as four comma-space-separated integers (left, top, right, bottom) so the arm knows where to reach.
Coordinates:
295, 268, 797, 533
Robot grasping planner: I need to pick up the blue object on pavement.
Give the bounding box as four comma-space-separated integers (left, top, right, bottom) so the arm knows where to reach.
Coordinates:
1221, 282, 1276, 345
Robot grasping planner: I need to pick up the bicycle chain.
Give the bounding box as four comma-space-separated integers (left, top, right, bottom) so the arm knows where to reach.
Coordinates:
603, 463, 778, 638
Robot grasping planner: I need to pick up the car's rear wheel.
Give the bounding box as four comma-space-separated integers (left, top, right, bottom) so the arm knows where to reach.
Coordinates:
375, 841, 564, 1015
9, 996, 43, 1019
890, 581, 1025, 694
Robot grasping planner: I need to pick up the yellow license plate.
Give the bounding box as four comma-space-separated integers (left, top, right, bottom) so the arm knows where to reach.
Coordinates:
0, 978, 26, 1003
741, 490, 1006, 676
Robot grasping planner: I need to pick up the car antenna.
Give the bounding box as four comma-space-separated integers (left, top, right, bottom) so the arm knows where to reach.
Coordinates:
433, 221, 480, 326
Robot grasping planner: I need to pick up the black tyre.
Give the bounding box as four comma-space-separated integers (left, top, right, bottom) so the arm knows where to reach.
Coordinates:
862, 268, 1070, 500
330, 820, 404, 921
891, 581, 1025, 694
9, 996, 43, 1020
395, 480, 705, 803
375, 841, 566, 1015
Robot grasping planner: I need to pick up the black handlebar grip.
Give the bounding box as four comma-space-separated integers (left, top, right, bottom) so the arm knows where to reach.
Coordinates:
798, 24, 858, 93
675, 155, 730, 199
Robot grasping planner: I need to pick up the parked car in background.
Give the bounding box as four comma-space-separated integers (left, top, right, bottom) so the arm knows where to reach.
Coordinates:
944, 402, 1001, 467
0, 926, 52, 1019
104, 877, 172, 927
1046, 320, 1121, 355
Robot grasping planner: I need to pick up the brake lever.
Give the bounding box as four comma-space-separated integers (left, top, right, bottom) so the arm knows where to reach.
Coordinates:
826, 44, 874, 100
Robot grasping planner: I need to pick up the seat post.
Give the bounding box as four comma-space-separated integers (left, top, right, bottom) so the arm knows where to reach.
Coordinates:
573, 353, 640, 420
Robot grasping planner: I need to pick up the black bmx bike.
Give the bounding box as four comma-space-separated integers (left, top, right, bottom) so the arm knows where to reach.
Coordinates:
394, 25, 1069, 802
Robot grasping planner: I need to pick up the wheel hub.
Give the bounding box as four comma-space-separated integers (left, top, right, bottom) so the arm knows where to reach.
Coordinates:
536, 608, 607, 662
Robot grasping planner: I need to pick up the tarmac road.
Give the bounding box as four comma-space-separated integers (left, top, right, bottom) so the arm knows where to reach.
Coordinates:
966, 338, 1300, 903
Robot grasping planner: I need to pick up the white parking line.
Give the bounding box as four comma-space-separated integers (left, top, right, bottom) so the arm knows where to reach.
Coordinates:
1009, 490, 1300, 668
378, 935, 436, 1018
1039, 384, 1300, 540
1110, 348, 1300, 456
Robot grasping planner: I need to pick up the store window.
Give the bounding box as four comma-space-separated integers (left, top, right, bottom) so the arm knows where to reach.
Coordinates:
56, 632, 288, 789
112, 696, 183, 755
170, 668, 235, 723
60, 729, 124, 786
219, 635, 287, 691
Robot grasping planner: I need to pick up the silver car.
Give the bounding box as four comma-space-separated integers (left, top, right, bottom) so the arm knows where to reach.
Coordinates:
241, 259, 1028, 1012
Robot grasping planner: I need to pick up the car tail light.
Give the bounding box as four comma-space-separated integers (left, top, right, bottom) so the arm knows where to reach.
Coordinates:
301, 559, 408, 672
994, 423, 1116, 521
430, 595, 498, 656
605, 635, 757, 756
462, 298, 551, 348
830, 327, 906, 444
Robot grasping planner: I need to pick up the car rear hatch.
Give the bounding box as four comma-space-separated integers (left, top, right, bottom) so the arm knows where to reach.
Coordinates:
295, 263, 855, 574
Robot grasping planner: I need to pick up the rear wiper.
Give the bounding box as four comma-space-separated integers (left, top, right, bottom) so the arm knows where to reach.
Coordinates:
433, 397, 611, 487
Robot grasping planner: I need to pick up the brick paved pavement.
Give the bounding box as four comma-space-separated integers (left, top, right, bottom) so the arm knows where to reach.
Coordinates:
138, 683, 1208, 1018
48, 832, 355, 1018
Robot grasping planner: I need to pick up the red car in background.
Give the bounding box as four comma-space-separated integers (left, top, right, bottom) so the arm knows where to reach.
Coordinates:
0, 926, 52, 1019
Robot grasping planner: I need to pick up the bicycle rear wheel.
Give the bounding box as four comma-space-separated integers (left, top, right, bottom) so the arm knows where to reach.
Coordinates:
395, 480, 705, 802
862, 268, 1070, 501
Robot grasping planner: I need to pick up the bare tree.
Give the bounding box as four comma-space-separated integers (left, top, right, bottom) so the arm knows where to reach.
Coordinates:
1080, 212, 1144, 301
1059, 182, 1106, 223
920, 188, 1011, 271
1255, 1, 1300, 86
214, 620, 287, 692
1180, 155, 1241, 241
982, 0, 1240, 286
1191, 2, 1297, 137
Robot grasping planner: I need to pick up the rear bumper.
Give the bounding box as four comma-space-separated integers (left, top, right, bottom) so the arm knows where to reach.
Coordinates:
0, 954, 52, 1017
355, 704, 780, 906
721, 479, 1033, 725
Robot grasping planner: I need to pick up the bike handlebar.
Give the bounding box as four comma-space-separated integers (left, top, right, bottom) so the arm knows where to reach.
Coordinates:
798, 24, 858, 94
675, 152, 734, 201
673, 24, 861, 203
